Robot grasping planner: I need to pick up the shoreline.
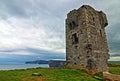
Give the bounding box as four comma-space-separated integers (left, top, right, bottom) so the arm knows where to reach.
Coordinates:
0, 63, 49, 71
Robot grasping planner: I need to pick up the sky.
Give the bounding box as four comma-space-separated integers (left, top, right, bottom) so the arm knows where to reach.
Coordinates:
0, 0, 120, 62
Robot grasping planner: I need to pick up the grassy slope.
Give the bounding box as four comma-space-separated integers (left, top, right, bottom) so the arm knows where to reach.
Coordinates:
109, 67, 120, 75
108, 61, 120, 75
0, 68, 99, 81
0, 62, 119, 81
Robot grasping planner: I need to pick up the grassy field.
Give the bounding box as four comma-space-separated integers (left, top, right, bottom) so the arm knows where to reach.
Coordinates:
108, 61, 120, 75
0, 68, 99, 81
0, 62, 119, 81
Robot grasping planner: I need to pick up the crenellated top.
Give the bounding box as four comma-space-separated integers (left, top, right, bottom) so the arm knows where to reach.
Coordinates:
66, 5, 108, 31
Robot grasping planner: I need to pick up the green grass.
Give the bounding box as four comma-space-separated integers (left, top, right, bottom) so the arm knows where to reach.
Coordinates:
0, 68, 100, 81
109, 67, 120, 75
108, 61, 120, 75
0, 62, 120, 81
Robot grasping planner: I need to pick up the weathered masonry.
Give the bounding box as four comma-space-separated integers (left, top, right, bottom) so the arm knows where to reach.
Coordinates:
65, 5, 109, 74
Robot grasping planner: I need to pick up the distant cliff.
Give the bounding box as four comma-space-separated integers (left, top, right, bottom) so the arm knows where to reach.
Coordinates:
25, 60, 65, 68
25, 60, 49, 64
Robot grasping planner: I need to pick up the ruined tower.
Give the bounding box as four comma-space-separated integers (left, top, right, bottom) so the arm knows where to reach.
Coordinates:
66, 5, 109, 74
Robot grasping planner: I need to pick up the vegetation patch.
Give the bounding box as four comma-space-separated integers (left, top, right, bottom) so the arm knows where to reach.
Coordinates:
0, 62, 119, 81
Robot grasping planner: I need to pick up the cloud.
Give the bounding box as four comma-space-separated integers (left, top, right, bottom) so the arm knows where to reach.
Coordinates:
0, 16, 65, 52
0, 0, 120, 61
109, 57, 120, 61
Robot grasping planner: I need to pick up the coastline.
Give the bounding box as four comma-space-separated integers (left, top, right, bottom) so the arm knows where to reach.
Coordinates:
0, 63, 49, 70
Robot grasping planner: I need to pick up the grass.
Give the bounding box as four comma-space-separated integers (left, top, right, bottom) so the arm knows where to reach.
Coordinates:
0, 62, 119, 81
0, 68, 100, 81
109, 67, 120, 75
108, 61, 120, 75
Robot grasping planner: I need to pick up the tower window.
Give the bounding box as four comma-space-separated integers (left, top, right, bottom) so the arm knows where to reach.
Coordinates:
71, 21, 76, 26
100, 30, 102, 37
72, 33, 78, 44
93, 17, 95, 21
69, 21, 76, 30
74, 62, 77, 65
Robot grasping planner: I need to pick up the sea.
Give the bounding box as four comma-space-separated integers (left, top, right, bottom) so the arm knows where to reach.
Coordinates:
0, 62, 49, 70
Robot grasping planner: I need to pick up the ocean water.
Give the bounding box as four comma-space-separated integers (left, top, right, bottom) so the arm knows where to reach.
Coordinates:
0, 63, 49, 70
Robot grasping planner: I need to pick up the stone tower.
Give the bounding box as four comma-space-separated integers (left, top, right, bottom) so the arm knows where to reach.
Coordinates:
66, 5, 109, 74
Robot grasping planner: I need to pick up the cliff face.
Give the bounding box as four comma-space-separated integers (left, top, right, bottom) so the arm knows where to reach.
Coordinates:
66, 5, 109, 74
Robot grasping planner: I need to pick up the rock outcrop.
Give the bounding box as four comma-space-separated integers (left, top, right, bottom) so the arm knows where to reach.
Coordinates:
103, 72, 120, 81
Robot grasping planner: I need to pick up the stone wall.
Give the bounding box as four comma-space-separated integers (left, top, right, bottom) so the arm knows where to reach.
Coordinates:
49, 60, 65, 68
66, 5, 109, 74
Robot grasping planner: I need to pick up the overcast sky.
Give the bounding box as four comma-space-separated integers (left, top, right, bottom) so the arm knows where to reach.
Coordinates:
0, 0, 120, 62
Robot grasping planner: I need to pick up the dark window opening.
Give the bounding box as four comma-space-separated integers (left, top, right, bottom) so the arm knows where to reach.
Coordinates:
69, 23, 72, 30
71, 21, 75, 26
100, 30, 102, 37
92, 17, 95, 26
69, 23, 72, 27
74, 62, 77, 65
93, 17, 95, 21
69, 21, 76, 30
72, 33, 78, 44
